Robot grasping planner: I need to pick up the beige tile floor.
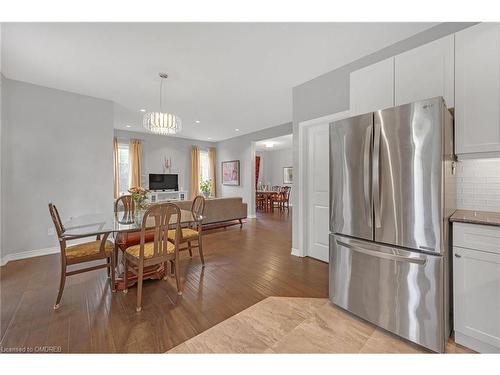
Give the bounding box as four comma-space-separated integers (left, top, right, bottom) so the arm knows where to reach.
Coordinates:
168, 297, 474, 354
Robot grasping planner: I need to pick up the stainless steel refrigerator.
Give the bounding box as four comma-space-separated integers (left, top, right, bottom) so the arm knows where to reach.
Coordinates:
329, 97, 455, 353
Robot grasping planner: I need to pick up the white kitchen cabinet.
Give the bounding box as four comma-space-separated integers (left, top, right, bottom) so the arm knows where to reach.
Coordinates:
395, 35, 454, 108
455, 23, 500, 155
453, 223, 500, 353
349, 57, 394, 116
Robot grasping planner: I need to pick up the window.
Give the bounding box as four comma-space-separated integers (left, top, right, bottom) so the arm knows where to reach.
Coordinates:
118, 143, 130, 194
199, 149, 210, 189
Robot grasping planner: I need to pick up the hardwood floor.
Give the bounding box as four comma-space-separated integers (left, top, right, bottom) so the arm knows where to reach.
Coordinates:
0, 209, 329, 353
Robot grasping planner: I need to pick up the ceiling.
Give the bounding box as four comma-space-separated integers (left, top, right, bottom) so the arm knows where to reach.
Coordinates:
255, 134, 293, 151
1, 22, 437, 141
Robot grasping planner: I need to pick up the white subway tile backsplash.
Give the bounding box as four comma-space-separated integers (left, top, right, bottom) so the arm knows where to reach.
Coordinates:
462, 176, 487, 183
456, 159, 500, 212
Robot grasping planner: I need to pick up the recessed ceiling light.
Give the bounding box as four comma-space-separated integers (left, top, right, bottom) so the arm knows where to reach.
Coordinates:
207, 137, 212, 140
235, 128, 240, 132
265, 142, 274, 148
195, 120, 200, 124
126, 125, 132, 128
139, 109, 146, 112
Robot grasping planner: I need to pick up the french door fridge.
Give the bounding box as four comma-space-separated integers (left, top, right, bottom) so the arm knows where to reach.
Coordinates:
329, 97, 455, 353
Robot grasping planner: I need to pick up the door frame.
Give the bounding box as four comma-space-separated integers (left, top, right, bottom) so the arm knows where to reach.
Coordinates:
294, 110, 351, 258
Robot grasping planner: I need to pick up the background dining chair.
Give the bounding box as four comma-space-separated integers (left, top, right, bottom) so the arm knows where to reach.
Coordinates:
122, 202, 182, 311
114, 195, 157, 251
279, 186, 291, 210
272, 186, 290, 210
168, 195, 205, 266
114, 194, 135, 214
256, 192, 266, 211
114, 194, 135, 262
48, 203, 115, 309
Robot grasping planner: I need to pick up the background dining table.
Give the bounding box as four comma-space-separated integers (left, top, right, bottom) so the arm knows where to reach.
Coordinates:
63, 208, 202, 290
256, 190, 279, 211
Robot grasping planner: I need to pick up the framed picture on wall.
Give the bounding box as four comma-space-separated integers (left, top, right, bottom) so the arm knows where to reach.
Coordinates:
283, 166, 293, 184
222, 160, 240, 186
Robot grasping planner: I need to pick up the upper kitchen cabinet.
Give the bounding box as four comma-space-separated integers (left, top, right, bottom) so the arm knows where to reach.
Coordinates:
395, 35, 454, 108
349, 57, 394, 116
455, 23, 500, 155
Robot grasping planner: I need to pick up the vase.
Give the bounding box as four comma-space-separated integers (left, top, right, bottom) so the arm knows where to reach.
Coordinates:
132, 196, 148, 210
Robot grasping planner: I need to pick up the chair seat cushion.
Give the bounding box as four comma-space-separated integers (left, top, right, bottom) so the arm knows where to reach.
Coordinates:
125, 241, 175, 259
115, 230, 156, 251
168, 228, 199, 241
66, 240, 113, 260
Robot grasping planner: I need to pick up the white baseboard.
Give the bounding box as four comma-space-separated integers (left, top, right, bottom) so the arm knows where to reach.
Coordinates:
0, 237, 97, 266
1, 246, 59, 266
291, 248, 305, 257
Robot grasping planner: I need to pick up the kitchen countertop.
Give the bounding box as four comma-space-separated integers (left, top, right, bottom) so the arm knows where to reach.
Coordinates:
450, 209, 500, 227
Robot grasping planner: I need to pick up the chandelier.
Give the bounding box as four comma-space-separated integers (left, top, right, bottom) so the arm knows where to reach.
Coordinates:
143, 73, 182, 135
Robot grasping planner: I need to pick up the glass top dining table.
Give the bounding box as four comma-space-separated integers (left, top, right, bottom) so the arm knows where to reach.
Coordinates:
63, 209, 201, 238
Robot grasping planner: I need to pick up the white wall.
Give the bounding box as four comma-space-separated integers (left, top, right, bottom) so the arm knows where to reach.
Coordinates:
256, 148, 293, 187
216, 122, 293, 217
0, 75, 3, 258
114, 128, 215, 196
1, 24, 4, 258
1, 78, 114, 261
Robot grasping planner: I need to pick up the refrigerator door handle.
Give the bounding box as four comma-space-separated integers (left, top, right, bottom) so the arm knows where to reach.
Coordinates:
335, 239, 427, 265
363, 126, 373, 227
373, 117, 382, 228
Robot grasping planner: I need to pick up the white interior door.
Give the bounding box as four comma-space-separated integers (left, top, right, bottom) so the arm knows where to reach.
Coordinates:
307, 123, 330, 262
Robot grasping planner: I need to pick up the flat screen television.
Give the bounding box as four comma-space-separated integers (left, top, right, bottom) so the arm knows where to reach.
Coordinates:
148, 174, 179, 191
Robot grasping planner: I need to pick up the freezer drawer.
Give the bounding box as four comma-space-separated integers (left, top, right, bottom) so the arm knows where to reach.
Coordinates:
329, 234, 448, 352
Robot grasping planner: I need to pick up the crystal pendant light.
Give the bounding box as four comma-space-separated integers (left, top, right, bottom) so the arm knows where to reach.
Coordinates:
143, 73, 182, 135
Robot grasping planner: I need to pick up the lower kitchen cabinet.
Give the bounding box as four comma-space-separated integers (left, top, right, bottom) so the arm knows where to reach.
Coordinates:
453, 223, 500, 353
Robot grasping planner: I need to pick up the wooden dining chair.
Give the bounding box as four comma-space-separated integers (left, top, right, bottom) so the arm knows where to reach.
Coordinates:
114, 194, 135, 214
114, 195, 135, 261
256, 192, 266, 211
167, 195, 205, 266
122, 203, 182, 312
48, 203, 115, 310
280, 186, 291, 210
272, 186, 291, 210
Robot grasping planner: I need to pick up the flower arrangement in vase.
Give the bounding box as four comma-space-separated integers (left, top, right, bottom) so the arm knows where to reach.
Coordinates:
128, 186, 149, 210
199, 180, 212, 198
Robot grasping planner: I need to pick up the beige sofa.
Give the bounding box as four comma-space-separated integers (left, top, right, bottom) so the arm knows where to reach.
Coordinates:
175, 197, 247, 228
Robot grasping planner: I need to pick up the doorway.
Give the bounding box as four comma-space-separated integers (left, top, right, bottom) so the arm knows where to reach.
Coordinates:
296, 110, 351, 262
305, 123, 329, 262
254, 134, 293, 217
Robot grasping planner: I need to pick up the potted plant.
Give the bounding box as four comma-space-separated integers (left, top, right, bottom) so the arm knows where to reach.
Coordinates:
199, 180, 212, 198
128, 186, 149, 210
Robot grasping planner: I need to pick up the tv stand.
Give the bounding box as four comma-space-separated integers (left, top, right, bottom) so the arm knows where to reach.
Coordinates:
148, 190, 187, 203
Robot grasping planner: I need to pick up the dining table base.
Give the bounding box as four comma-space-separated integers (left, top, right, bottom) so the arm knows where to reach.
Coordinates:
114, 264, 166, 291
